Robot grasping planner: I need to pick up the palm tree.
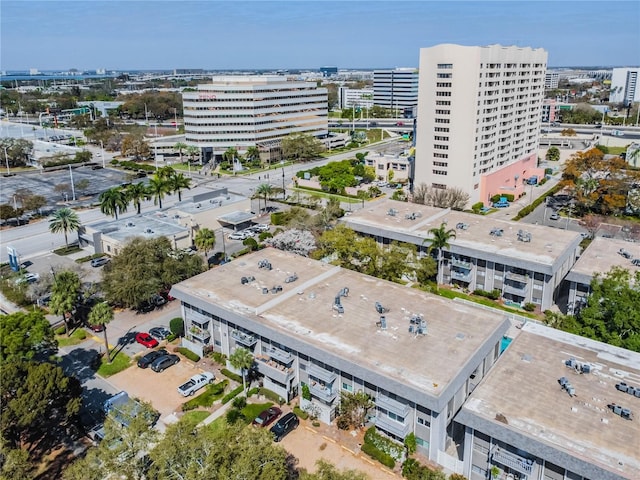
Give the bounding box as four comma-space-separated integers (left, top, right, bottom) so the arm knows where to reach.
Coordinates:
194, 228, 216, 257
88, 302, 114, 363
185, 145, 200, 165
167, 172, 191, 202
174, 141, 187, 164
125, 182, 149, 215
48, 207, 81, 249
229, 347, 254, 392
147, 175, 171, 209
50, 270, 80, 336
156, 166, 176, 179
425, 222, 457, 284
256, 183, 273, 213
99, 187, 128, 220
245, 146, 261, 166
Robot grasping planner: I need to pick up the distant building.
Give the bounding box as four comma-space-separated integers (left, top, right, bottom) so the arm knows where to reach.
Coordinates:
373, 68, 419, 117
182, 76, 328, 164
338, 87, 374, 109
414, 44, 547, 205
609, 67, 640, 104
545, 71, 560, 89
319, 66, 338, 77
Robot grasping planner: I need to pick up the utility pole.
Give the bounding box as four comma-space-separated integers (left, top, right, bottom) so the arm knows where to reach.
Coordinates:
69, 164, 76, 201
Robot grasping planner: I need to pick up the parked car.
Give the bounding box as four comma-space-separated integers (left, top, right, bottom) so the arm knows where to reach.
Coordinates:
270, 412, 299, 441
150, 354, 180, 372
549, 212, 560, 220
151, 294, 167, 307
91, 257, 110, 267
137, 349, 168, 369
135, 332, 159, 349
137, 301, 155, 313
252, 406, 282, 428
177, 372, 215, 396
228, 231, 248, 240
16, 272, 40, 285
632, 259, 640, 266
149, 326, 171, 341
85, 320, 105, 333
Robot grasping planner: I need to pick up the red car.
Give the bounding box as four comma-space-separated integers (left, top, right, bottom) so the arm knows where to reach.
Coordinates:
252, 406, 282, 428
135, 332, 159, 349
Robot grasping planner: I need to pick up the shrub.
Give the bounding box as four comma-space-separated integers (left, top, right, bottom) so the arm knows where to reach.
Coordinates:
243, 237, 259, 251
473, 289, 500, 300
166, 333, 177, 342
55, 326, 67, 335
523, 302, 536, 312
181, 380, 228, 411
545, 167, 553, 176
293, 406, 309, 420
471, 201, 484, 213
361, 442, 395, 469
258, 231, 273, 242
271, 212, 285, 225
169, 317, 184, 336
212, 351, 227, 364
110, 159, 119, 166
404, 432, 417, 455
302, 383, 311, 400
364, 427, 404, 462
513, 184, 562, 221
177, 347, 200, 362
221, 368, 243, 383
232, 396, 247, 409
226, 408, 243, 424
312, 420, 320, 427
490, 193, 514, 203
75, 329, 87, 340
247, 387, 259, 397
336, 415, 350, 430
222, 385, 243, 404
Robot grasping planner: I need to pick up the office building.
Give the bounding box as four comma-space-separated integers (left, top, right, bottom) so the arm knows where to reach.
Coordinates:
338, 87, 374, 110
414, 44, 547, 206
182, 76, 328, 164
545, 71, 560, 89
172, 248, 509, 466
456, 321, 640, 480
373, 68, 419, 117
319, 66, 338, 78
609, 67, 640, 104
340, 199, 582, 311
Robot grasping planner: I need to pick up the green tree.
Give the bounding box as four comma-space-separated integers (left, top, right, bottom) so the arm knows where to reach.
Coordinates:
0, 360, 81, 449
245, 145, 261, 165
0, 446, 34, 480
121, 133, 151, 160
229, 347, 254, 392
282, 133, 325, 162
185, 145, 200, 164
88, 302, 114, 363
147, 175, 171, 209
49, 270, 81, 336
425, 222, 457, 284
167, 172, 191, 201
300, 459, 369, 480
545, 146, 560, 162
48, 207, 81, 248
194, 228, 216, 257
338, 390, 374, 429
174, 141, 187, 163
414, 256, 438, 286
99, 186, 128, 220
0, 311, 55, 363
125, 182, 149, 214
256, 183, 273, 212
156, 165, 176, 179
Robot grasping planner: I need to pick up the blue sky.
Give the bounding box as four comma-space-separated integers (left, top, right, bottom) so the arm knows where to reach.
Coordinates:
1, 1, 638, 70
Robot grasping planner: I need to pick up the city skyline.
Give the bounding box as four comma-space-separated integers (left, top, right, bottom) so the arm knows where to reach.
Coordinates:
1, 1, 639, 71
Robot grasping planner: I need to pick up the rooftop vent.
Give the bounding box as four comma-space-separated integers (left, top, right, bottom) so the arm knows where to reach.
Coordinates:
517, 229, 532, 242
375, 302, 388, 314
558, 377, 575, 397
240, 276, 255, 285
145, 228, 153, 234
405, 212, 422, 220
285, 273, 298, 283
126, 221, 135, 227
332, 287, 349, 314
456, 222, 469, 230
196, 203, 201, 208
608, 403, 633, 420
258, 259, 272, 270
616, 382, 640, 397
490, 228, 504, 237
376, 316, 387, 330
387, 208, 398, 217
408, 313, 427, 336
271, 285, 283, 294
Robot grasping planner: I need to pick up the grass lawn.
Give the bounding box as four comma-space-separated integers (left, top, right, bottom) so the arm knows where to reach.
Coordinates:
291, 187, 361, 204
56, 329, 87, 347
606, 146, 626, 155
240, 402, 273, 423
97, 351, 131, 377
204, 416, 228, 435
181, 380, 229, 411
434, 288, 538, 319
181, 410, 211, 425
53, 245, 82, 256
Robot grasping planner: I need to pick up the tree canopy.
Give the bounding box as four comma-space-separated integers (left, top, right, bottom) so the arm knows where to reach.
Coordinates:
282, 133, 325, 162
0, 311, 55, 363
48, 208, 82, 248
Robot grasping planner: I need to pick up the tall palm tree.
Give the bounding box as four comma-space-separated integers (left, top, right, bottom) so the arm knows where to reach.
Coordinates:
156, 166, 176, 179
174, 141, 187, 164
185, 145, 200, 165
99, 187, 128, 220
168, 173, 191, 202
50, 270, 80, 336
148, 175, 171, 209
425, 222, 457, 284
194, 228, 216, 257
88, 302, 114, 363
48, 207, 81, 249
125, 182, 149, 215
256, 183, 273, 213
229, 347, 254, 392
245, 146, 261, 165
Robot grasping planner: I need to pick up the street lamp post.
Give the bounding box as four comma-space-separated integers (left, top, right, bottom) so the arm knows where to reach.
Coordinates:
100, 140, 105, 168
3, 146, 9, 175
281, 161, 286, 199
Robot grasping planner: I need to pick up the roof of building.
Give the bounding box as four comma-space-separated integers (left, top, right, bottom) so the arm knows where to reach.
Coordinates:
342, 199, 582, 268
87, 212, 187, 243
456, 322, 640, 480
566, 237, 640, 284
170, 188, 247, 216
172, 248, 509, 407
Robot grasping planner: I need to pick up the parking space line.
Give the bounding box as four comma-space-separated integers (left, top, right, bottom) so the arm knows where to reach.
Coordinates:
360, 456, 376, 466
379, 466, 396, 476
322, 435, 337, 444
304, 426, 317, 433
340, 445, 355, 455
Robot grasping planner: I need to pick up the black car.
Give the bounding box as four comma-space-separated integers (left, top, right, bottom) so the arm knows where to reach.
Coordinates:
150, 354, 180, 372
270, 412, 299, 442
137, 349, 168, 369
151, 294, 167, 307
137, 301, 155, 313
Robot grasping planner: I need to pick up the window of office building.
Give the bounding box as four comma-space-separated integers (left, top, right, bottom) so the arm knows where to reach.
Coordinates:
437, 73, 452, 78
437, 64, 453, 69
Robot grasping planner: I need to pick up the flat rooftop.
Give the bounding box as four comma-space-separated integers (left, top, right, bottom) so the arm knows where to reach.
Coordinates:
173, 248, 508, 399
88, 213, 187, 243
457, 322, 640, 480
342, 199, 582, 267
171, 189, 247, 216
566, 237, 640, 284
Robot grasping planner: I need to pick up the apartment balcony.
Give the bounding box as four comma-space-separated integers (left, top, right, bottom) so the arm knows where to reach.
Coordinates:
376, 394, 410, 417
505, 271, 528, 283
503, 282, 529, 296
451, 258, 472, 270
187, 324, 211, 344
255, 356, 294, 384
309, 383, 338, 403
375, 414, 412, 439
231, 330, 258, 347
307, 363, 337, 384
491, 446, 534, 476
264, 346, 293, 365
451, 270, 472, 283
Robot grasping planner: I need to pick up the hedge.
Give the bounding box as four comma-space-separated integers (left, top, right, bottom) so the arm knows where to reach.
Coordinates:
361, 442, 395, 469
490, 193, 514, 203
222, 385, 244, 404
513, 184, 562, 220
211, 352, 227, 365
471, 201, 484, 213
293, 406, 309, 420
177, 347, 200, 362
247, 387, 259, 397
169, 317, 184, 337
473, 289, 501, 300
221, 368, 243, 383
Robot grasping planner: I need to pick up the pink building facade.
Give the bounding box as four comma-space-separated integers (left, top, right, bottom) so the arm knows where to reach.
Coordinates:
479, 152, 544, 205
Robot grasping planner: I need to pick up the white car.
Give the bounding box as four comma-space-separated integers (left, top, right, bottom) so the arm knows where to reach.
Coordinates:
177, 372, 215, 397
228, 232, 248, 240
16, 272, 40, 285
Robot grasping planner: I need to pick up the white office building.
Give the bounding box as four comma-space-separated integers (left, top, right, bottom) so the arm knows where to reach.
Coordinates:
338, 87, 374, 110
545, 71, 560, 89
182, 76, 328, 163
609, 67, 640, 104
414, 44, 547, 206
373, 68, 419, 117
